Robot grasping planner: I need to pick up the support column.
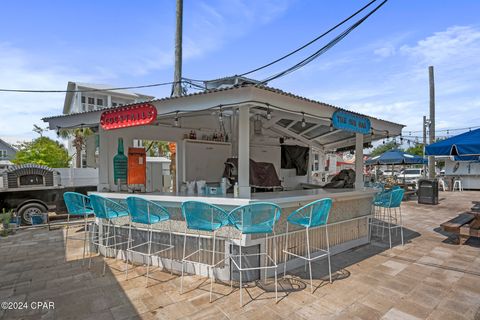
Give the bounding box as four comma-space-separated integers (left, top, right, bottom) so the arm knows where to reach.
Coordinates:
98, 127, 110, 191
85, 134, 96, 168
355, 133, 364, 189
238, 106, 251, 198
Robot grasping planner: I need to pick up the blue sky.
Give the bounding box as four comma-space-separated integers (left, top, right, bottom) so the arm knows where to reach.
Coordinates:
1, 0, 479, 145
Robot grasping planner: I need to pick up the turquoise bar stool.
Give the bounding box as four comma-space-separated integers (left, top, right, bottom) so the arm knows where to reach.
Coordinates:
228, 202, 281, 307
180, 201, 230, 302
370, 188, 405, 248
63, 192, 94, 265
124, 196, 174, 286
283, 198, 333, 294
89, 194, 130, 275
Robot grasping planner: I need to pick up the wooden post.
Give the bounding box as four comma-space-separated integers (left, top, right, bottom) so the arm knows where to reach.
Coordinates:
428, 66, 435, 179
172, 0, 183, 97
423, 115, 427, 178
238, 106, 251, 197
355, 133, 364, 189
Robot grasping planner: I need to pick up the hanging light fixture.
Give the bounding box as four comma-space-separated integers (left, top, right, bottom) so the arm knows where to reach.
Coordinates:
174, 111, 179, 127
301, 112, 306, 128
266, 104, 271, 120
218, 107, 223, 123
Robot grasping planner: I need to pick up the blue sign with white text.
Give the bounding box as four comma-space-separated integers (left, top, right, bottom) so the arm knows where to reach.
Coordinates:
332, 110, 371, 134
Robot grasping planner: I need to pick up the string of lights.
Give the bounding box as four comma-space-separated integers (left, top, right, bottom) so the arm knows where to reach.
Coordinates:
405, 125, 480, 135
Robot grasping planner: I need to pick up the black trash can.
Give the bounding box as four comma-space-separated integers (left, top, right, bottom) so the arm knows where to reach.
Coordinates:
418, 179, 439, 205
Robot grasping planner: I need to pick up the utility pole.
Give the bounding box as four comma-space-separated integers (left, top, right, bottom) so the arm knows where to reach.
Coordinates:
423, 115, 427, 178
428, 66, 435, 179
171, 0, 183, 193
172, 0, 183, 97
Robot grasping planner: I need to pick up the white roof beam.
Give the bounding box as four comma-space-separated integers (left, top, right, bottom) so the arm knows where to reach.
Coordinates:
271, 124, 324, 150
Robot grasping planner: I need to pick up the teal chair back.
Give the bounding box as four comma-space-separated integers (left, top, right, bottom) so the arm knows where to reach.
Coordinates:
126, 197, 170, 225
388, 188, 404, 208
181, 201, 229, 232
228, 202, 281, 234
89, 194, 129, 219
287, 198, 332, 228
63, 192, 93, 216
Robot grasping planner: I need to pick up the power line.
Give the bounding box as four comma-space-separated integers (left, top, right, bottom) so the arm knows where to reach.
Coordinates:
259, 0, 388, 84
406, 125, 480, 134
238, 0, 378, 77
0, 81, 180, 93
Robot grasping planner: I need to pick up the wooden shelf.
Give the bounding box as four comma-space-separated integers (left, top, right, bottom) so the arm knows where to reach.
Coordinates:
183, 139, 231, 146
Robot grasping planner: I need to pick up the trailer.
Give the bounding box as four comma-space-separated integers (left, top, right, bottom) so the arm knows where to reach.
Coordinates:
0, 164, 96, 224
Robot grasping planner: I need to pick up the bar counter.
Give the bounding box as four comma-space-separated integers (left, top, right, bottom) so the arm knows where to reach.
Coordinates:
89, 188, 376, 280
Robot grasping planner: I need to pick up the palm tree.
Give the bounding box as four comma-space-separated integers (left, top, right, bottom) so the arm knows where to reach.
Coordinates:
59, 128, 93, 168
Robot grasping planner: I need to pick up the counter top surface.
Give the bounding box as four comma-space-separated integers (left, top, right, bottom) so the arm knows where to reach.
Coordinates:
90, 188, 376, 208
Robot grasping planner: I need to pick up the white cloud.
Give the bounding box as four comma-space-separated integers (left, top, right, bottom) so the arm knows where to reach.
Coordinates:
0, 42, 97, 143
0, 1, 292, 143
374, 45, 396, 58
120, 0, 292, 77
298, 25, 480, 137
400, 26, 480, 65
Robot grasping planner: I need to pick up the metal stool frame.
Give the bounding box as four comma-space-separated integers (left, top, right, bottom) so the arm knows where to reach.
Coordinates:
228, 202, 281, 307
88, 194, 131, 275
283, 198, 333, 293
180, 201, 230, 302
369, 188, 405, 249
124, 196, 174, 286
63, 192, 94, 265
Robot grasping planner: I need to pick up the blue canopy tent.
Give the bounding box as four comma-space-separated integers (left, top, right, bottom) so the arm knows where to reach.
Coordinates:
425, 128, 480, 159
366, 149, 426, 165
366, 149, 426, 184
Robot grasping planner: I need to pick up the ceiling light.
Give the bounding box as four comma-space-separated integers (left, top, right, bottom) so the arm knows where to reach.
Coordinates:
174, 111, 179, 127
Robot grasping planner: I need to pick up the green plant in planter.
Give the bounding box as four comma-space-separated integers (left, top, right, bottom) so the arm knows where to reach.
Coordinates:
0, 209, 13, 237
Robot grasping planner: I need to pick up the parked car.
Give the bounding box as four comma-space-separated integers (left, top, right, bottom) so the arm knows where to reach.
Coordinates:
398, 168, 424, 185
382, 169, 399, 178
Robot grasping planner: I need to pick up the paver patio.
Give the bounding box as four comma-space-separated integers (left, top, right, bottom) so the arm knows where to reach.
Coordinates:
1, 191, 479, 319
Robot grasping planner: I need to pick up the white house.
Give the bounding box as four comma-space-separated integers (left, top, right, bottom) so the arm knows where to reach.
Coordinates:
0, 138, 17, 171
62, 82, 155, 168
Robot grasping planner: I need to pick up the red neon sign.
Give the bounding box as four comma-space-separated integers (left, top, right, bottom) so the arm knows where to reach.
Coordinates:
100, 103, 157, 130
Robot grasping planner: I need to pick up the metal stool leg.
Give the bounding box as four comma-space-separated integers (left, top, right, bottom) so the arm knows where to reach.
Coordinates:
88, 222, 96, 269
210, 230, 216, 302
146, 224, 153, 287
273, 229, 278, 303
239, 242, 243, 307
64, 214, 70, 263
113, 222, 117, 259
82, 215, 88, 266
399, 207, 404, 246
326, 225, 332, 283
264, 234, 268, 282
388, 208, 392, 249
103, 220, 111, 276
306, 227, 313, 293
180, 227, 187, 294
125, 220, 132, 280
283, 223, 289, 277
169, 220, 173, 275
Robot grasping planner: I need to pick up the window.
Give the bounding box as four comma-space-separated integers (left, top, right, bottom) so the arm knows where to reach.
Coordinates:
88, 97, 95, 104
97, 98, 104, 106
112, 102, 118, 107
81, 96, 86, 103
0, 150, 6, 158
